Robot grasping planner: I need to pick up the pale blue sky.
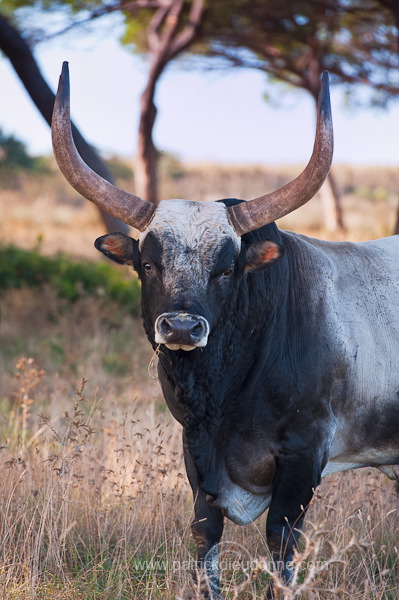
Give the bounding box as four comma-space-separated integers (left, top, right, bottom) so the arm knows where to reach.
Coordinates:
0, 14, 398, 166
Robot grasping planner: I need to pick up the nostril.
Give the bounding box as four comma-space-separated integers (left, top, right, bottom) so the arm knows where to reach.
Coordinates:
191, 321, 204, 340
159, 317, 173, 336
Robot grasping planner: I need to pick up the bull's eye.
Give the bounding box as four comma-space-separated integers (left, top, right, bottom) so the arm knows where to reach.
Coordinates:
143, 262, 152, 272
212, 260, 234, 282
217, 268, 233, 281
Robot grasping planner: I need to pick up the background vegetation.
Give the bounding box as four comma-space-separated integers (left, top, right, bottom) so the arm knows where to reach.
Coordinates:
1, 158, 399, 598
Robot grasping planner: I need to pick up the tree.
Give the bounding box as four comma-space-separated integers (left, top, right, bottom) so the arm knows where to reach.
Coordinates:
122, 0, 205, 204
373, 0, 399, 234
2, 1, 398, 224
120, 0, 399, 225
188, 0, 399, 230
196, 1, 398, 102
1, 0, 206, 205
0, 12, 129, 233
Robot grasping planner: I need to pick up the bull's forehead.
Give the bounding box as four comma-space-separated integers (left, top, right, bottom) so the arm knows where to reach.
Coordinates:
139, 199, 241, 253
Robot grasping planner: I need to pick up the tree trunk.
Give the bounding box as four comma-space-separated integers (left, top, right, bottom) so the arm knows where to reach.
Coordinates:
394, 194, 399, 235
305, 47, 345, 233
0, 14, 129, 234
135, 81, 159, 203
318, 171, 345, 232
309, 88, 345, 231
133, 0, 205, 205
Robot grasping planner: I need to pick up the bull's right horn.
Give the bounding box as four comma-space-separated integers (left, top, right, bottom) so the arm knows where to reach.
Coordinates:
227, 71, 333, 236
52, 62, 155, 232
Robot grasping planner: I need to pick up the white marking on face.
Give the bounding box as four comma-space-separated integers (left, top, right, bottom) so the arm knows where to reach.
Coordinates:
139, 199, 241, 297
140, 199, 241, 251
154, 311, 210, 350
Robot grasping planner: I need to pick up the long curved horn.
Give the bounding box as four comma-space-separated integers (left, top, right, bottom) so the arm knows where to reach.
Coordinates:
227, 72, 333, 236
52, 62, 155, 231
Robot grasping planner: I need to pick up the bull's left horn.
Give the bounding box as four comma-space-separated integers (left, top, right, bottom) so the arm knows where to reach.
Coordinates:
52, 62, 155, 231
227, 71, 333, 236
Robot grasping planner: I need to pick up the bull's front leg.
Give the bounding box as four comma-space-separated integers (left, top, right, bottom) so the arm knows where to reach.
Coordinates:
191, 490, 224, 599
183, 444, 224, 600
265, 449, 323, 599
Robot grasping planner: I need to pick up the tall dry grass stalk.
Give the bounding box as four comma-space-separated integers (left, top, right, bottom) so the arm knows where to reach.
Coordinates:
1, 356, 398, 599
1, 358, 193, 599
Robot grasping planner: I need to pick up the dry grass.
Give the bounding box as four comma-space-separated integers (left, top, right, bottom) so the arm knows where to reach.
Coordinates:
0, 359, 190, 600
1, 355, 398, 599
1, 163, 399, 598
1, 162, 398, 257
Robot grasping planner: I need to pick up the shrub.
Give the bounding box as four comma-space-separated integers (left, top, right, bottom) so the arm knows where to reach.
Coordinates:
0, 245, 141, 313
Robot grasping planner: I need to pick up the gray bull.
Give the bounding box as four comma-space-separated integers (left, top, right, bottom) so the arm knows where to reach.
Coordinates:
52, 62, 399, 599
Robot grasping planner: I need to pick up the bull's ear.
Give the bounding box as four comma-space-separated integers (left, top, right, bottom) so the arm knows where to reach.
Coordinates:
244, 240, 285, 272
95, 233, 139, 267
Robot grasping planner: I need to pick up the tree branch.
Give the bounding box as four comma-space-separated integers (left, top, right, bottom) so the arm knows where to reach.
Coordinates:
168, 0, 205, 59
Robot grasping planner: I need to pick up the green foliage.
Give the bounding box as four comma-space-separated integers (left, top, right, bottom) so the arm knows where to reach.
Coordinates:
105, 156, 134, 182
193, 0, 399, 107
0, 128, 45, 173
158, 151, 186, 180
120, 7, 153, 54
0, 0, 102, 14
0, 245, 141, 313
3, 0, 398, 110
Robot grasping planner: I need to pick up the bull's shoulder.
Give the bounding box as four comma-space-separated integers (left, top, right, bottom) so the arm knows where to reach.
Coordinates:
280, 230, 399, 258
279, 231, 399, 277
277, 230, 399, 347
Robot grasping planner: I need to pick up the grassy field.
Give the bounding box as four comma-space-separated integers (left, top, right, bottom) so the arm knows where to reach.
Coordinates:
0, 162, 399, 599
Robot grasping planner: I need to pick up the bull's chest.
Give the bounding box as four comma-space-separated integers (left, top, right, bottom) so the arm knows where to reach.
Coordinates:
186, 415, 278, 496
212, 433, 277, 525
223, 433, 276, 493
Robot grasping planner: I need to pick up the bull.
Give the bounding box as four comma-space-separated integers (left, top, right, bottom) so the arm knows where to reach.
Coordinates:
52, 62, 399, 599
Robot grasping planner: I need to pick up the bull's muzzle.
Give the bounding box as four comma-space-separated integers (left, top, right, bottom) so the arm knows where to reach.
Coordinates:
155, 312, 210, 351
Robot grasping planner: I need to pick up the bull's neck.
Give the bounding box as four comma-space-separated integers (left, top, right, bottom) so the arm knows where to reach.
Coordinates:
157, 248, 290, 422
